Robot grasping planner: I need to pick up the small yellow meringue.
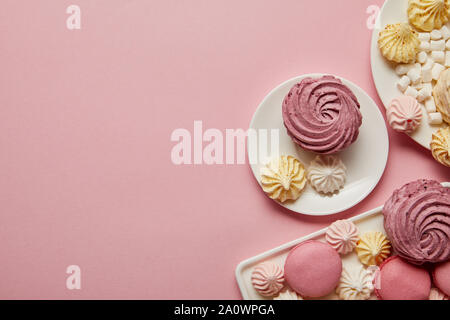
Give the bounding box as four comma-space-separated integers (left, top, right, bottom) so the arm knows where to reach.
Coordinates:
355, 231, 391, 266
260, 155, 306, 203
408, 0, 450, 32
378, 23, 420, 63
431, 127, 450, 167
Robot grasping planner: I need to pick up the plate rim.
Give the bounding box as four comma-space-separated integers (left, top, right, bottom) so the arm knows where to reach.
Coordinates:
247, 73, 389, 216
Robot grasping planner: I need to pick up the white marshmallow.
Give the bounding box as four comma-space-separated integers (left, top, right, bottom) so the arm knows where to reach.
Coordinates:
419, 32, 431, 41
432, 63, 445, 80
417, 51, 427, 64
407, 67, 422, 85
417, 87, 432, 102
397, 76, 411, 92
422, 66, 433, 82
441, 26, 450, 40
446, 52, 450, 67
423, 58, 434, 70
431, 30, 442, 40
431, 51, 445, 63
395, 63, 415, 76
428, 112, 443, 125
425, 98, 437, 113
405, 86, 419, 98
421, 83, 433, 92
430, 40, 445, 51
420, 41, 431, 51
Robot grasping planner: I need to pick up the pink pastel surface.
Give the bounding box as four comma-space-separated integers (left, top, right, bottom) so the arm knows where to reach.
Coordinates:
0, 0, 449, 299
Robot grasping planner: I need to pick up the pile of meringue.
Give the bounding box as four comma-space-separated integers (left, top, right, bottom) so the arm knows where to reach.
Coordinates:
260, 154, 347, 203
250, 220, 392, 300
378, 0, 450, 167
250, 217, 449, 300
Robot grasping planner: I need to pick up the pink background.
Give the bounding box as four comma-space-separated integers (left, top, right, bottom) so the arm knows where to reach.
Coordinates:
0, 0, 449, 299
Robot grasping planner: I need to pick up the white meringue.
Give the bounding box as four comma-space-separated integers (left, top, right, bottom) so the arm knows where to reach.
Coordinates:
429, 287, 449, 300
251, 262, 284, 297
307, 155, 347, 194
273, 289, 303, 300
336, 267, 374, 300
325, 220, 359, 255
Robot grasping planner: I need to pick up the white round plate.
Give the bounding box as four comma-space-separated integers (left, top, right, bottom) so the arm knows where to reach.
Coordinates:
371, 0, 448, 150
248, 74, 389, 216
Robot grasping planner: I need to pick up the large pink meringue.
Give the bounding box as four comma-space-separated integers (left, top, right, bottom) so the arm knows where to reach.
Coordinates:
383, 179, 450, 265
387, 95, 422, 134
282, 75, 362, 154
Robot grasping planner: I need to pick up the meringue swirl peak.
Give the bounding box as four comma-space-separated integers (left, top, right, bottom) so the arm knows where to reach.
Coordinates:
282, 75, 363, 154
383, 179, 450, 264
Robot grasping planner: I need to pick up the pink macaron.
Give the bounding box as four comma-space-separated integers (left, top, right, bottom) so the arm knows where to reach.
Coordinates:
433, 260, 450, 297
284, 240, 342, 298
374, 256, 431, 300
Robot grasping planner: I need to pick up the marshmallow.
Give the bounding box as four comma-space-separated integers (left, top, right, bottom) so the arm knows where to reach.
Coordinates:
419, 41, 431, 51
417, 87, 432, 102
446, 52, 450, 67
423, 58, 434, 70
405, 86, 419, 98
421, 83, 433, 92
431, 51, 445, 63
395, 63, 415, 76
441, 26, 450, 40
397, 76, 411, 92
428, 112, 443, 125
422, 65, 433, 82
417, 51, 428, 64
407, 67, 422, 85
419, 32, 431, 41
430, 40, 445, 51
446, 39, 450, 50
431, 30, 442, 40
425, 98, 437, 113
432, 63, 445, 80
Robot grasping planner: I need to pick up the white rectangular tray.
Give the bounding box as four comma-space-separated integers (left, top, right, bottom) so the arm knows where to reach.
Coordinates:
236, 182, 449, 300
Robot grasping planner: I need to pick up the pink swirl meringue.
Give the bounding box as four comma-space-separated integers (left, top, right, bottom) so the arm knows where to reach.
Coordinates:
325, 220, 359, 254
383, 179, 450, 265
251, 262, 284, 297
386, 95, 422, 134
282, 75, 363, 154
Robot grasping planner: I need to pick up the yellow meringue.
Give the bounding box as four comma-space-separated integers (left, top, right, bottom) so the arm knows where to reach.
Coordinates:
378, 23, 420, 63
260, 155, 306, 203
433, 69, 450, 124
431, 127, 450, 167
355, 231, 391, 266
408, 0, 450, 32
